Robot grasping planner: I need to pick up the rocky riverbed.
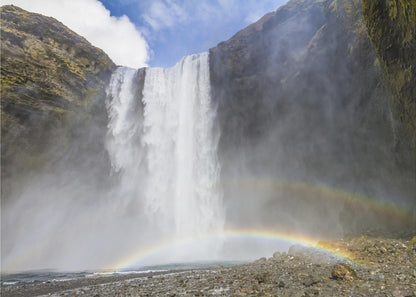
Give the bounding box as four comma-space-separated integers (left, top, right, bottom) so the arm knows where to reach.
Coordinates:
2, 235, 415, 297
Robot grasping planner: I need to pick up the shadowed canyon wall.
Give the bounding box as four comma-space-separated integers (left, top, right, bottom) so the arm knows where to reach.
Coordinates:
209, 0, 415, 236
362, 0, 416, 177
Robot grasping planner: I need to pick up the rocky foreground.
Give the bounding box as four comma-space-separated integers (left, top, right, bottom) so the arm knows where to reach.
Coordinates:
2, 235, 415, 297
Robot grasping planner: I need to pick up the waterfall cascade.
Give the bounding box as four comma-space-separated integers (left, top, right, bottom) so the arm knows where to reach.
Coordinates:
106, 52, 224, 243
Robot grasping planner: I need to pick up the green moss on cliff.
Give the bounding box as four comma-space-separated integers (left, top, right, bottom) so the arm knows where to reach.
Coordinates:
210, 0, 415, 237
362, 0, 416, 163
0, 5, 116, 194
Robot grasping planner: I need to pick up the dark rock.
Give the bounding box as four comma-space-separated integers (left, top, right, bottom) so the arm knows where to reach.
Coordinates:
1, 5, 116, 201
411, 236, 416, 250
303, 277, 319, 287
254, 272, 269, 284
362, 0, 416, 168
209, 0, 416, 236
331, 263, 358, 281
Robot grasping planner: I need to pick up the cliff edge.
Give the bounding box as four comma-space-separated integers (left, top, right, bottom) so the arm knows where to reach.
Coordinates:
1, 5, 116, 198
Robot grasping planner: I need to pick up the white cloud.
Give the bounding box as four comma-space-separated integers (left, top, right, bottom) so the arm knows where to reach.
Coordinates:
2, 0, 149, 68
140, 0, 288, 34
142, 0, 188, 31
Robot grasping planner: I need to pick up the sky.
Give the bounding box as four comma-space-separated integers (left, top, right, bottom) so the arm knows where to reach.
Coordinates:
3, 0, 288, 68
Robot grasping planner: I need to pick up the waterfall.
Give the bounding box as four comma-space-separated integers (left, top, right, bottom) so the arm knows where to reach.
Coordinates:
106, 67, 146, 208
106, 52, 224, 242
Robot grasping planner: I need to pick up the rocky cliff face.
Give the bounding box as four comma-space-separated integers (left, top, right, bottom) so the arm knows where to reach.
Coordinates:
362, 0, 416, 176
1, 5, 116, 199
210, 0, 415, 236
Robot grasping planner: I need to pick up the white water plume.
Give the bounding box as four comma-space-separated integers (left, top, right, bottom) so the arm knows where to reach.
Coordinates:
106, 67, 146, 209
106, 52, 224, 254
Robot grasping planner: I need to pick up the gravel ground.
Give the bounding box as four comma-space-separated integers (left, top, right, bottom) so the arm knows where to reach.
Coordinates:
2, 235, 415, 297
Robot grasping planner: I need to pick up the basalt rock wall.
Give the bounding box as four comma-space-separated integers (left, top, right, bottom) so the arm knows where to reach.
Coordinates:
1, 5, 116, 200
209, 0, 415, 236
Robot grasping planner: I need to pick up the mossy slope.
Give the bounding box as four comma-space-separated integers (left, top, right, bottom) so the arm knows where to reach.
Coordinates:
1, 5, 116, 197
362, 0, 416, 167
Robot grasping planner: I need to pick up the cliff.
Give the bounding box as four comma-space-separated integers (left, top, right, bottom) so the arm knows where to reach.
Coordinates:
362, 0, 416, 173
1, 5, 116, 198
210, 0, 415, 236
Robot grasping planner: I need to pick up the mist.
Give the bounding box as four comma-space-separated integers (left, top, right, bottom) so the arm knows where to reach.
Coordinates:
2, 0, 416, 274
209, 0, 415, 238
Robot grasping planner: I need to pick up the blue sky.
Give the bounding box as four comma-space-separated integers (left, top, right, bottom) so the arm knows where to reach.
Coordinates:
4, 0, 288, 68
97, 0, 287, 67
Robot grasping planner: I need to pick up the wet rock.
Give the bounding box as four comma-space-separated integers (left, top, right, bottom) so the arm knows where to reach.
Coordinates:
254, 272, 269, 284
272, 252, 281, 258
293, 291, 310, 297
391, 290, 412, 297
303, 277, 319, 287
331, 263, 358, 281
255, 257, 267, 263
288, 245, 309, 256
411, 236, 416, 250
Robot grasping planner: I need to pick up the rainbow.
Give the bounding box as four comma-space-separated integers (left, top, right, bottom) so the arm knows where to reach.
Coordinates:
109, 228, 355, 272
4, 179, 413, 272
110, 175, 416, 272
224, 178, 414, 225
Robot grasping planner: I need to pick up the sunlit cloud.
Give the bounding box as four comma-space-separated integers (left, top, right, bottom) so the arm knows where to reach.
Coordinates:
2, 0, 149, 68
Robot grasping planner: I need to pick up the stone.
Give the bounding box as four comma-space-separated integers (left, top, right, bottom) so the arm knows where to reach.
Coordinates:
391, 290, 411, 297
331, 263, 358, 281
3, 235, 416, 297
303, 277, 319, 287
